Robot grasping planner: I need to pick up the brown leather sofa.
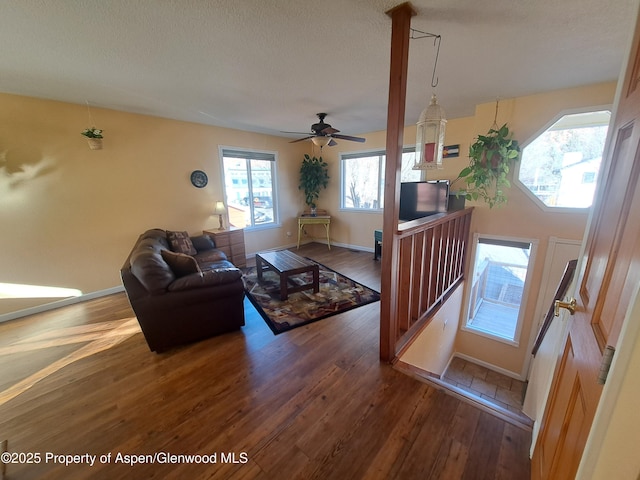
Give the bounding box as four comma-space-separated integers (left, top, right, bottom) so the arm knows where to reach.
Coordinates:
120, 228, 245, 352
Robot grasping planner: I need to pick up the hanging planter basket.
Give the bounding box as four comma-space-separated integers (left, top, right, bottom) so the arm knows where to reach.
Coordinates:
87, 138, 103, 150
81, 127, 104, 150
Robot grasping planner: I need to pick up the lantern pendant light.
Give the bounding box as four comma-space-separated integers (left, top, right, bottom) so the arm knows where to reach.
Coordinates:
414, 93, 446, 170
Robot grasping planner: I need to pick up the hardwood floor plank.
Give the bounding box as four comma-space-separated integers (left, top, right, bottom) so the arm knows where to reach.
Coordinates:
428, 439, 470, 480
0, 244, 530, 479
495, 423, 532, 480
461, 412, 505, 480
392, 390, 460, 479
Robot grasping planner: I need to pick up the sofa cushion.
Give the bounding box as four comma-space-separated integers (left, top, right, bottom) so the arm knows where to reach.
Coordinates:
191, 234, 216, 252
195, 249, 228, 265
168, 267, 242, 292
167, 230, 197, 255
130, 242, 176, 294
161, 250, 201, 277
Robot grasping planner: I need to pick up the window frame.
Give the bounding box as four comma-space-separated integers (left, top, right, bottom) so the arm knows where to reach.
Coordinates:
219, 146, 280, 231
514, 105, 612, 213
461, 233, 539, 347
339, 147, 421, 213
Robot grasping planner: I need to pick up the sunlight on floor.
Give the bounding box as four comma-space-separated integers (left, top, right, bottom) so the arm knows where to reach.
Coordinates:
0, 282, 82, 298
0, 318, 140, 406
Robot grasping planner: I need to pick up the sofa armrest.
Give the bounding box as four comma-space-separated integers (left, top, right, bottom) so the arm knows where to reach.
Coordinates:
168, 268, 242, 291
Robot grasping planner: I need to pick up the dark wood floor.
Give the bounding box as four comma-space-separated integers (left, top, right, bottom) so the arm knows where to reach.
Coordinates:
0, 243, 530, 479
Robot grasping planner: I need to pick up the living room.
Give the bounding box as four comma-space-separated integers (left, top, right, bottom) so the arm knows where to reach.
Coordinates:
2, 0, 640, 478
0, 81, 616, 377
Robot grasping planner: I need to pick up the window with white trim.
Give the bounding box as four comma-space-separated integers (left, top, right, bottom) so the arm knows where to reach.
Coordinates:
340, 148, 421, 211
517, 110, 610, 209
464, 235, 537, 345
221, 148, 278, 228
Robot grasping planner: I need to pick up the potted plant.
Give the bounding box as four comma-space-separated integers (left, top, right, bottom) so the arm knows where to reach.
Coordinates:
81, 127, 104, 150
454, 123, 520, 208
299, 153, 329, 215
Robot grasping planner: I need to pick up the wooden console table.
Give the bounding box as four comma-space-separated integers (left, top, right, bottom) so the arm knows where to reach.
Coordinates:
297, 215, 331, 250
203, 227, 246, 268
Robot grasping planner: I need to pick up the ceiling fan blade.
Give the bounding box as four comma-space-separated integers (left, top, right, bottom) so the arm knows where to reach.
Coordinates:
282, 131, 313, 135
289, 136, 313, 143
331, 133, 366, 143
320, 126, 339, 135
328, 139, 338, 147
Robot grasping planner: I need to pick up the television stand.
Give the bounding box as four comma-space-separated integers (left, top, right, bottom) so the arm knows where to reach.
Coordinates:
374, 229, 382, 260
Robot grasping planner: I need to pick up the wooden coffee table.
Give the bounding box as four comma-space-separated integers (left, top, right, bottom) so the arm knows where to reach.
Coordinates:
255, 250, 320, 300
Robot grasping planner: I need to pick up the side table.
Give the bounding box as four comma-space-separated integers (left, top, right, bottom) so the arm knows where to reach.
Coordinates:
203, 227, 246, 268
297, 215, 331, 250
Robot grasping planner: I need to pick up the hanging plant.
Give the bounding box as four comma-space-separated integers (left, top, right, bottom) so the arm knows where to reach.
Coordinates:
81, 127, 104, 150
454, 123, 520, 208
298, 154, 329, 209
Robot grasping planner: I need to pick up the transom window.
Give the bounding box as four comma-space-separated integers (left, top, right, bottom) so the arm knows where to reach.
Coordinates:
517, 110, 610, 209
340, 148, 421, 211
221, 148, 278, 229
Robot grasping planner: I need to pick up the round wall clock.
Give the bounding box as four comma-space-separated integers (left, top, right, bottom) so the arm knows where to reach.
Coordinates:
190, 170, 208, 188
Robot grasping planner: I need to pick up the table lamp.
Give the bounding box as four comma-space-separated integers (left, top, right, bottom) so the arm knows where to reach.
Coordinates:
214, 201, 226, 230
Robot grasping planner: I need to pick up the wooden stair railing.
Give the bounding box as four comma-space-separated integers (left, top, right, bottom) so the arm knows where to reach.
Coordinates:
384, 208, 473, 360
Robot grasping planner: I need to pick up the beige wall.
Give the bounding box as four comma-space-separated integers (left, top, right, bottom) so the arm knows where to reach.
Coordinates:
399, 283, 464, 377
453, 83, 616, 376
0, 82, 617, 378
325, 82, 616, 376
0, 92, 306, 316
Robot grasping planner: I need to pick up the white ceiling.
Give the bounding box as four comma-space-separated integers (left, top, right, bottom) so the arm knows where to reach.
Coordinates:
0, 0, 637, 142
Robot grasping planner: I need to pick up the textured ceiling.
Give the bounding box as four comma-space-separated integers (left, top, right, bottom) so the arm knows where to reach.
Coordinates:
0, 0, 637, 141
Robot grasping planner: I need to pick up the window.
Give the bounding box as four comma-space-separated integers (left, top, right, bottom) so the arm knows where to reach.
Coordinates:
517, 110, 610, 209
340, 148, 421, 210
221, 148, 278, 228
464, 235, 537, 345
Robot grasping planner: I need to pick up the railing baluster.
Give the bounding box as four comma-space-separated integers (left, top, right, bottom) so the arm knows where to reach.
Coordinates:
392, 208, 473, 355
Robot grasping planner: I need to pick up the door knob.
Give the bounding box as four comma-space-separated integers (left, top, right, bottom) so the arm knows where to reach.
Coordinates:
554, 297, 577, 316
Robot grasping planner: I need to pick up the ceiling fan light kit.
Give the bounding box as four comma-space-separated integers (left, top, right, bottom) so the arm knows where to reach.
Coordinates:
286, 113, 366, 148
311, 136, 331, 147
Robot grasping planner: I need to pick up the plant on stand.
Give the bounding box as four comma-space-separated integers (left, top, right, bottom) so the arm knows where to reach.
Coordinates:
299, 153, 329, 216
453, 123, 520, 208
81, 127, 104, 150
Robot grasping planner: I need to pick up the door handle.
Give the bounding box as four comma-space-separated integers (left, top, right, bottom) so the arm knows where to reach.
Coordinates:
554, 298, 577, 316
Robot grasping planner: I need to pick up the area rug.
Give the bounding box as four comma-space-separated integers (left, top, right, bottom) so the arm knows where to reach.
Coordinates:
242, 259, 380, 334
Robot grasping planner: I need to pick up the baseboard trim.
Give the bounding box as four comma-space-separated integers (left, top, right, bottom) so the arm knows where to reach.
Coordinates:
311, 239, 375, 254
453, 352, 526, 381
246, 240, 375, 259
0, 286, 125, 324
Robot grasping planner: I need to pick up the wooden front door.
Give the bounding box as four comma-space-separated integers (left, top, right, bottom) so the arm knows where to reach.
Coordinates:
532, 10, 640, 480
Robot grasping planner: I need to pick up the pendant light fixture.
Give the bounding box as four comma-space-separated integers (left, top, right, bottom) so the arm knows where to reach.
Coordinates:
415, 93, 446, 170
411, 30, 445, 171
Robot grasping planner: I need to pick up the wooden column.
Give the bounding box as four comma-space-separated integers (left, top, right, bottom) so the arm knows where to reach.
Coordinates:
380, 2, 416, 362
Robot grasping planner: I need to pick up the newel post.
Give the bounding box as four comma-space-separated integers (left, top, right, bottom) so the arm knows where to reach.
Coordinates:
380, 2, 416, 362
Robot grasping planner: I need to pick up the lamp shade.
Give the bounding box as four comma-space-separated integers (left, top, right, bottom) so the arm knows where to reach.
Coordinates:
414, 94, 446, 170
214, 201, 226, 214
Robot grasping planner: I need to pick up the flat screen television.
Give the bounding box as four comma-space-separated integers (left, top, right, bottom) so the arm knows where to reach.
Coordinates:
399, 180, 449, 221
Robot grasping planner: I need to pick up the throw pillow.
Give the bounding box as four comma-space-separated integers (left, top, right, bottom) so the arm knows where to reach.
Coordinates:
166, 230, 197, 255
190, 234, 216, 252
161, 250, 201, 277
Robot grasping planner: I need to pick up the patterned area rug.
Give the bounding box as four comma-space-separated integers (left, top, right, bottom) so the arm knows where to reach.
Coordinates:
242, 259, 380, 334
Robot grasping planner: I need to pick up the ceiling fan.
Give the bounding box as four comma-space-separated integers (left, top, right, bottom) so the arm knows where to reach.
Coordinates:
284, 113, 366, 147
